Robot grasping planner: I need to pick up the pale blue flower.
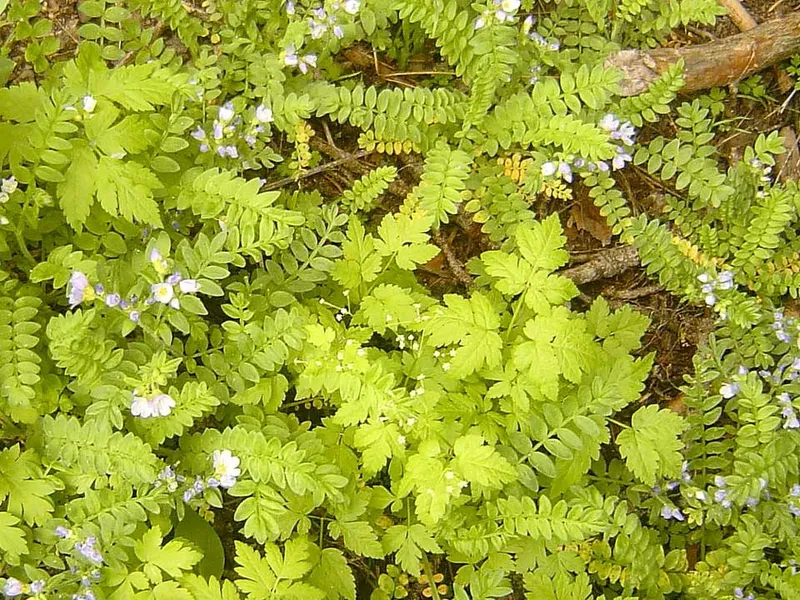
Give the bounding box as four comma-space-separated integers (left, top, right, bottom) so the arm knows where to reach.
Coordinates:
67, 271, 90, 307
129, 311, 140, 323
166, 272, 182, 285
179, 279, 200, 293
55, 525, 72, 539
284, 44, 299, 66
720, 382, 740, 398
541, 161, 556, 176
255, 104, 273, 123
75, 537, 103, 564
599, 113, 620, 132
218, 101, 235, 123
660, 505, 684, 521
30, 581, 44, 594
2, 578, 22, 597
191, 126, 206, 141
105, 293, 120, 307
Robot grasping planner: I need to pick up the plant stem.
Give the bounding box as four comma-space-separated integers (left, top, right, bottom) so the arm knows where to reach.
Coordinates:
421, 553, 442, 600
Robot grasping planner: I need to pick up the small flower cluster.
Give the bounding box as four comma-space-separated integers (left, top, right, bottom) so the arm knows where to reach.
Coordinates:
475, 0, 521, 28
733, 588, 756, 600
0, 175, 17, 226
2, 578, 45, 598
433, 348, 457, 372
713, 476, 732, 509
539, 114, 636, 184
67, 272, 142, 322
656, 461, 692, 521
182, 450, 241, 502
520, 14, 561, 50
749, 157, 773, 186
697, 270, 735, 306
408, 374, 426, 398
598, 113, 636, 170
0, 175, 18, 204
778, 393, 800, 429
284, 44, 317, 74
443, 469, 469, 495
74, 536, 103, 565
771, 309, 797, 344
130, 389, 176, 418
660, 505, 684, 521
718, 365, 748, 399
146, 249, 201, 311
788, 483, 800, 516
192, 101, 274, 159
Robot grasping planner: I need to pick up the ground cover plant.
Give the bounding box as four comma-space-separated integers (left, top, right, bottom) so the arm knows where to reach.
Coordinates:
2, 0, 800, 598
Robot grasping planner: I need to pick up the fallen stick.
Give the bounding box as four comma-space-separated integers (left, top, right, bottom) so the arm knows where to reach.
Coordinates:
777, 126, 800, 182
717, 0, 757, 31
716, 0, 794, 92
560, 245, 641, 285
609, 12, 800, 96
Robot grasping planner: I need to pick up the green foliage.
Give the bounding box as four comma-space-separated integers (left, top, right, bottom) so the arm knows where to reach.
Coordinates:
5, 1, 797, 600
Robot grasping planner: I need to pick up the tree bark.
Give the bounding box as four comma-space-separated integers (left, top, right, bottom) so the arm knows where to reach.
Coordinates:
609, 12, 800, 96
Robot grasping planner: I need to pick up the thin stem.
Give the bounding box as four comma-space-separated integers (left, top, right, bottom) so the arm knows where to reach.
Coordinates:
421, 553, 442, 600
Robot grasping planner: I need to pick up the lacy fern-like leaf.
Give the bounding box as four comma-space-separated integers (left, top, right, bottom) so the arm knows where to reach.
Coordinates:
410, 141, 472, 228
617, 405, 687, 486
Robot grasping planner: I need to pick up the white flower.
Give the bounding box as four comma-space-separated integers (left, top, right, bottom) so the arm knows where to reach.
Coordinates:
82, 95, 97, 112
1, 176, 18, 195
343, 0, 360, 14
255, 104, 273, 123
500, 0, 520, 11
218, 101, 235, 123
130, 392, 153, 418
179, 279, 201, 293
130, 391, 175, 418
212, 449, 241, 488
151, 282, 175, 304
474, 16, 486, 29
599, 113, 620, 132
541, 161, 556, 177
152, 393, 176, 416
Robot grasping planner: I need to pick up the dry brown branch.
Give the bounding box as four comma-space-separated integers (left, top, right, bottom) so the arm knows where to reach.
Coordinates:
777, 126, 800, 182
559, 245, 641, 285
432, 230, 474, 286
717, 0, 758, 31
609, 12, 800, 96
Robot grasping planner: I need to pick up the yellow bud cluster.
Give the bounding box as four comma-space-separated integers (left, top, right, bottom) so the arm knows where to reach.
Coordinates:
289, 121, 314, 176
358, 131, 419, 155
671, 234, 719, 268
541, 179, 573, 201
496, 152, 532, 184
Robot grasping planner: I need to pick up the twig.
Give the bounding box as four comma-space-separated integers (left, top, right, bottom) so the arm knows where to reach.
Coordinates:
716, 0, 794, 92
777, 126, 800, 182
608, 13, 800, 96
559, 245, 641, 285
717, 0, 758, 31
261, 149, 372, 191
432, 230, 474, 287
602, 283, 662, 300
